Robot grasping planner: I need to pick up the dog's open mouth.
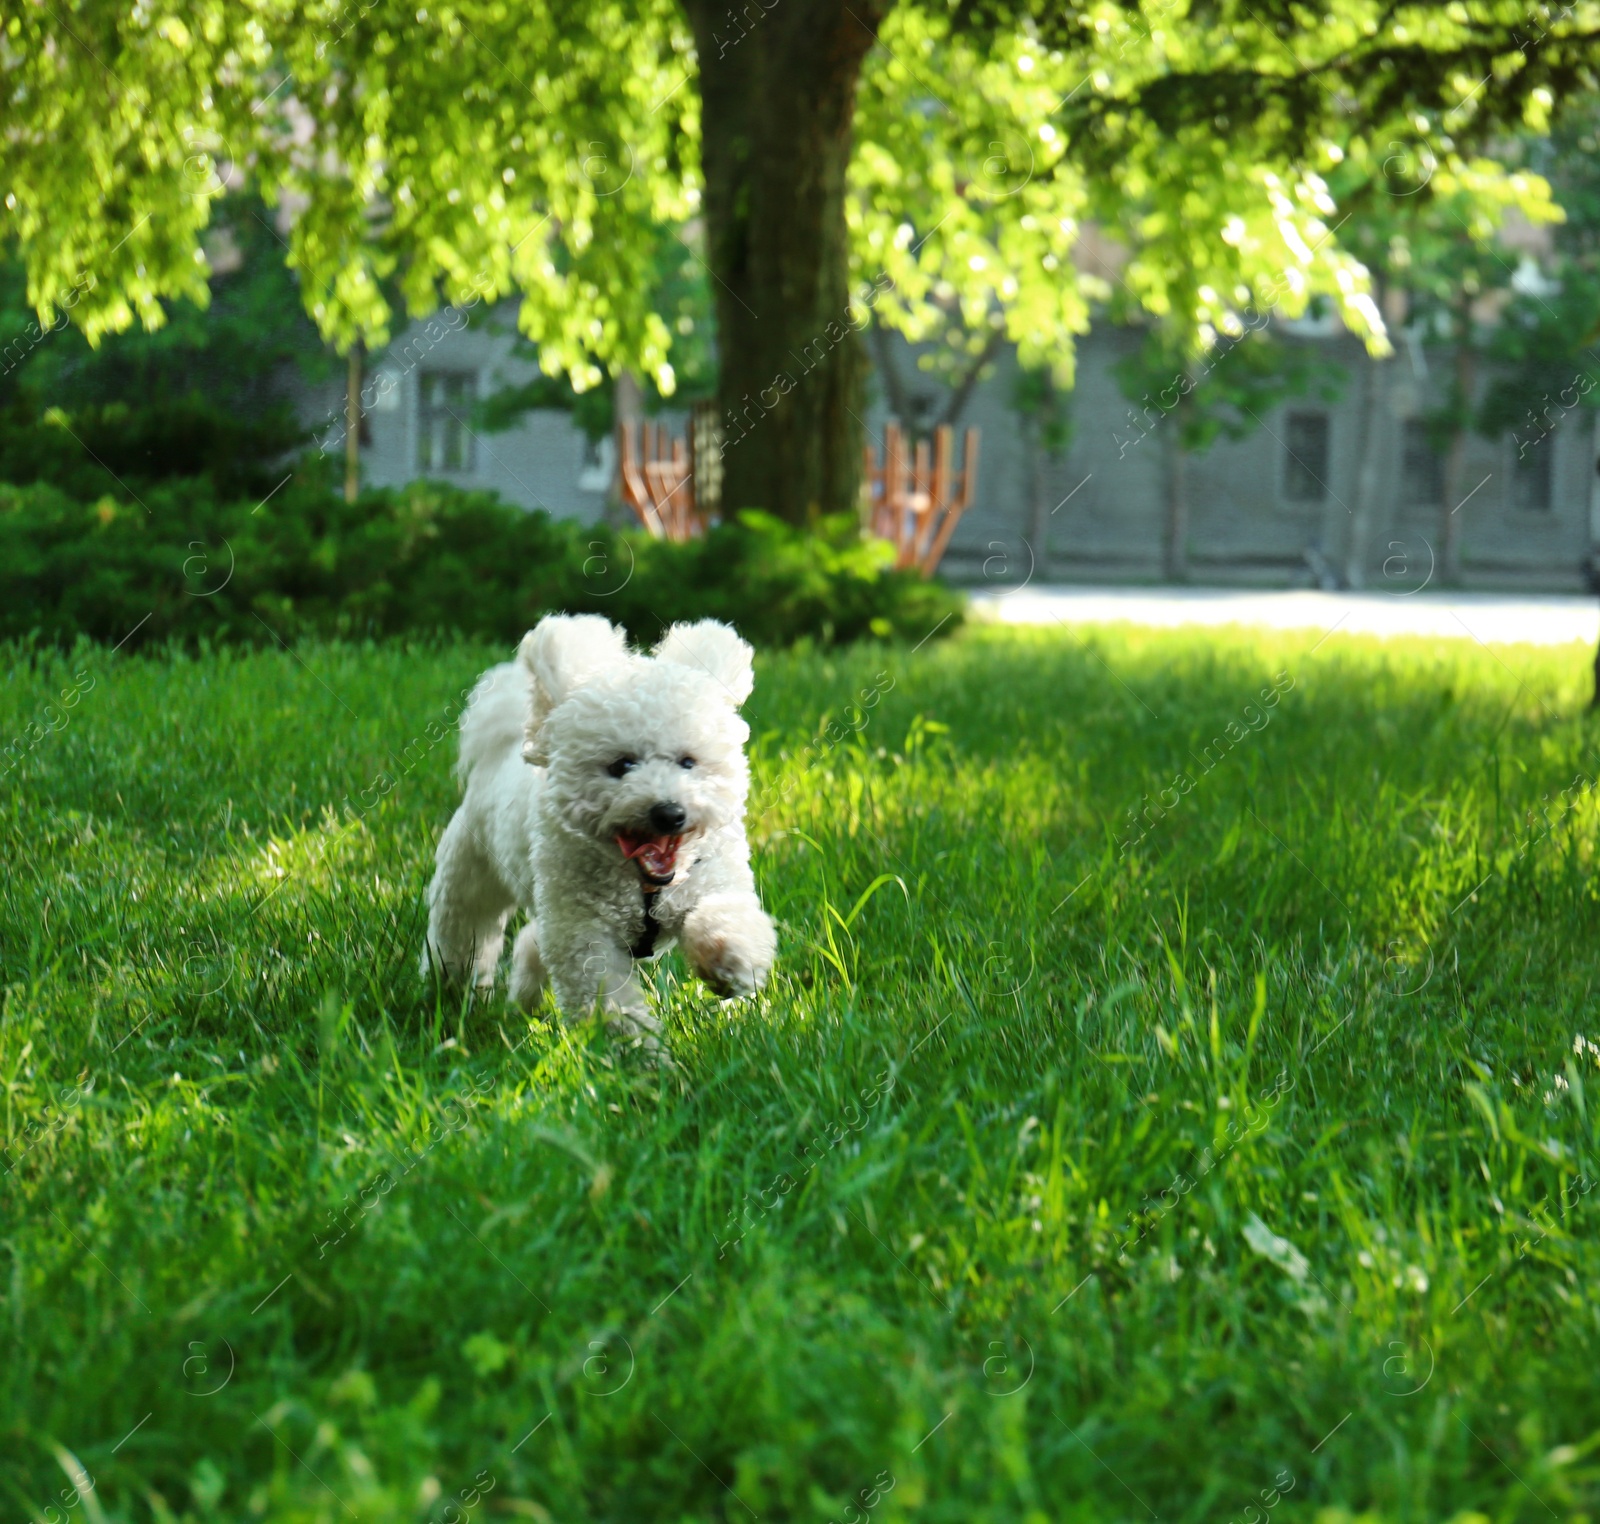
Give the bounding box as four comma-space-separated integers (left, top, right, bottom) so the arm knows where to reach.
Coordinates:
615, 831, 683, 887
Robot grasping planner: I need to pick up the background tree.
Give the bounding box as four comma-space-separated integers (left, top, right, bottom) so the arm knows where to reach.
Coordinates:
0, 194, 331, 500
1328, 148, 1560, 584
1466, 95, 1600, 698
867, 310, 1008, 445
1475, 93, 1600, 515
1011, 360, 1074, 573
472, 223, 720, 444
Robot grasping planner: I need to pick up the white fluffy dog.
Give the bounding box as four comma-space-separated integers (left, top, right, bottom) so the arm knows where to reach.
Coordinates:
422, 613, 776, 1048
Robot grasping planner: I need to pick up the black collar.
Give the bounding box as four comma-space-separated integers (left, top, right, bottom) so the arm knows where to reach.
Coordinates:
630, 889, 662, 959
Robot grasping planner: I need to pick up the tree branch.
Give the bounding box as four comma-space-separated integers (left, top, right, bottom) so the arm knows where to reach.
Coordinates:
940, 328, 1004, 429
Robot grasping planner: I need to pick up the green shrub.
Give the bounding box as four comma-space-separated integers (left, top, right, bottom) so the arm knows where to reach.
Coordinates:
0, 472, 963, 650
0, 397, 312, 502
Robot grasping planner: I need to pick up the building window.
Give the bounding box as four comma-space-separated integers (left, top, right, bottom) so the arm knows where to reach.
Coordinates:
1401, 419, 1443, 504
417, 370, 476, 473
1512, 429, 1554, 512
1283, 412, 1330, 503
576, 434, 616, 493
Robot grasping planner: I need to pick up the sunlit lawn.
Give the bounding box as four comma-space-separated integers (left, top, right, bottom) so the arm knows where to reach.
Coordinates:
4, 622, 1600, 1523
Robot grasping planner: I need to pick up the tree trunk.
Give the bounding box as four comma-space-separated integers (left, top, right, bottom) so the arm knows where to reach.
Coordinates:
1344, 356, 1392, 589
1438, 423, 1468, 586
684, 0, 889, 525
344, 343, 362, 504
614, 369, 644, 428
1438, 316, 1474, 586
1025, 421, 1049, 578
1162, 401, 1189, 582
609, 370, 643, 524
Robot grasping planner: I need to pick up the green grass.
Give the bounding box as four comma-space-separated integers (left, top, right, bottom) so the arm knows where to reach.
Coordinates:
5, 622, 1600, 1524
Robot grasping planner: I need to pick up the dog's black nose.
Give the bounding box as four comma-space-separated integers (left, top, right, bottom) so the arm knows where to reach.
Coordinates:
648, 801, 687, 835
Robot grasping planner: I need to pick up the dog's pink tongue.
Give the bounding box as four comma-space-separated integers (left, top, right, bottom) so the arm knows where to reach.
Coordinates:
639, 840, 677, 877
616, 833, 681, 879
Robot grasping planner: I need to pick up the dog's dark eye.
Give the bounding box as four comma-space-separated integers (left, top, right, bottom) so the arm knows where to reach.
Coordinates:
606, 757, 637, 778
678, 756, 696, 770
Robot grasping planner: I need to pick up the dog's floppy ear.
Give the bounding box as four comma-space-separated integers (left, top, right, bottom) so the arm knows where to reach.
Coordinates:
518, 614, 629, 762
653, 619, 755, 705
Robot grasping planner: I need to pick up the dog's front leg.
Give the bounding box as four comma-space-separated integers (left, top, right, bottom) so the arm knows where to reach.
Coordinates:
545, 925, 663, 1049
682, 893, 777, 998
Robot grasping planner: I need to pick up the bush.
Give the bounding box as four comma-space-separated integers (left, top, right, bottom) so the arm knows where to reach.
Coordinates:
0, 472, 963, 650
0, 398, 311, 503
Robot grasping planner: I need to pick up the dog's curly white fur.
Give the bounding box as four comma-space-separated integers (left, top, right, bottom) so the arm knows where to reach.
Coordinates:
421, 614, 776, 1047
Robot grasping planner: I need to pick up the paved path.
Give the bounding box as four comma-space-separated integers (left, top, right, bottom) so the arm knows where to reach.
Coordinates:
969, 585, 1600, 646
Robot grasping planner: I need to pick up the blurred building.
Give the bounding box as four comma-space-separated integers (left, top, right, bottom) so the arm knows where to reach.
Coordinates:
311, 304, 1599, 593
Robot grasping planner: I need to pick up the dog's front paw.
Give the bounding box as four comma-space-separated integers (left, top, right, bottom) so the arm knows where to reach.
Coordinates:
683, 895, 776, 999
